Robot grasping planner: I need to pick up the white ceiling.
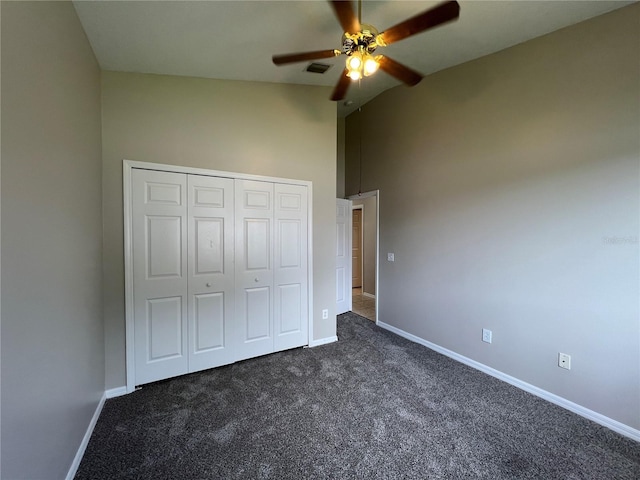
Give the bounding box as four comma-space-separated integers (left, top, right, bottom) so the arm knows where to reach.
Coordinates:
73, 0, 634, 116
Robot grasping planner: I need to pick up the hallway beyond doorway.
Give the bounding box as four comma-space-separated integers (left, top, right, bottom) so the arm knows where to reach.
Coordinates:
352, 288, 375, 322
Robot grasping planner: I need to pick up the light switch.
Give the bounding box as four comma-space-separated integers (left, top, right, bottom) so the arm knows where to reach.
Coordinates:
387, 253, 395, 262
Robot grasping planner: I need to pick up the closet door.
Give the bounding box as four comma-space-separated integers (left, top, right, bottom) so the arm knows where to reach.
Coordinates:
274, 184, 308, 350
187, 175, 235, 372
132, 169, 188, 385
235, 180, 275, 360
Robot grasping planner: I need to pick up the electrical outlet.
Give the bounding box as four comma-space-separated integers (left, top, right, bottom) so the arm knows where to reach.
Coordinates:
558, 353, 571, 370
482, 328, 492, 344
387, 253, 395, 262
322, 309, 328, 320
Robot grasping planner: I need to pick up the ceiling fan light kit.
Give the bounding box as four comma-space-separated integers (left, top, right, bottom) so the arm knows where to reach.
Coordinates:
272, 0, 461, 101
343, 24, 381, 80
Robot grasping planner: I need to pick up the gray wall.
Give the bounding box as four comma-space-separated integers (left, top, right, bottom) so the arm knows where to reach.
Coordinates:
102, 72, 337, 389
352, 196, 377, 296
345, 111, 362, 195
1, 2, 104, 478
345, 5, 639, 429
337, 116, 346, 198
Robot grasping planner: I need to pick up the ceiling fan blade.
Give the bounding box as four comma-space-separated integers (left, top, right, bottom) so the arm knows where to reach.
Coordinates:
378, 1, 460, 46
331, 69, 351, 101
273, 49, 340, 66
329, 0, 361, 34
377, 56, 423, 86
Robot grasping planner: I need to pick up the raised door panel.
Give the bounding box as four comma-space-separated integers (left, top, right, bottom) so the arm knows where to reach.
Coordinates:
278, 284, 301, 334
147, 216, 183, 278
132, 169, 188, 385
147, 297, 183, 360
188, 175, 235, 373
279, 220, 301, 268
246, 219, 270, 270
235, 180, 274, 360
245, 287, 271, 340
194, 218, 224, 275
193, 293, 224, 351
274, 184, 308, 350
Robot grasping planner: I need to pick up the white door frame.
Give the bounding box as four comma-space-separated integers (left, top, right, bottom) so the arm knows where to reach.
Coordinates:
123, 159, 314, 393
348, 190, 379, 324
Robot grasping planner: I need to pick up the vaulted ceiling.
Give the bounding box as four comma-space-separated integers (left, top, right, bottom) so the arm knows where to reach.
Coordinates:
73, 1, 634, 116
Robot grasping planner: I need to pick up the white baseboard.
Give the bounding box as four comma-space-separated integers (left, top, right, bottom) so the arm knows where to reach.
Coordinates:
66, 392, 107, 480
309, 335, 338, 347
106, 386, 128, 398
377, 321, 640, 443
362, 292, 376, 299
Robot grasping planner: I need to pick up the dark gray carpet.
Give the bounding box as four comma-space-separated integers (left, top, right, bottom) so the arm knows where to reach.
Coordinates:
76, 313, 640, 479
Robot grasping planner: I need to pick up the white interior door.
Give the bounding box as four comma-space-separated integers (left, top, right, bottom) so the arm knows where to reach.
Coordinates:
235, 179, 275, 360
187, 175, 236, 372
274, 183, 308, 350
132, 169, 188, 385
352, 208, 363, 288
336, 199, 352, 314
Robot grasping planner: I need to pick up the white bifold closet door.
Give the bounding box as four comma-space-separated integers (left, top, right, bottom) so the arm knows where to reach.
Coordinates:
132, 169, 189, 385
234, 180, 275, 360
187, 175, 235, 373
234, 180, 309, 359
131, 169, 308, 386
274, 183, 308, 351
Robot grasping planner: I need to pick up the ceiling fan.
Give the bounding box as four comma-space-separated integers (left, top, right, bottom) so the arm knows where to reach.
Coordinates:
272, 0, 461, 101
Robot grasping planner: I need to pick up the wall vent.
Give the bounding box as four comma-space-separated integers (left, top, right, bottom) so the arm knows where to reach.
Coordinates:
305, 63, 332, 74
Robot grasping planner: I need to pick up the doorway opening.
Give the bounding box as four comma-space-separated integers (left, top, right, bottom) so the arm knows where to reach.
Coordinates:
349, 191, 378, 323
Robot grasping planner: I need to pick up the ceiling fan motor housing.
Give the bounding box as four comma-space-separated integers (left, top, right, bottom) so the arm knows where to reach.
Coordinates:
342, 24, 379, 56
